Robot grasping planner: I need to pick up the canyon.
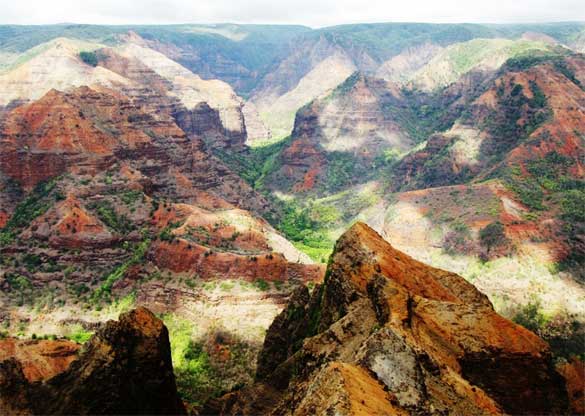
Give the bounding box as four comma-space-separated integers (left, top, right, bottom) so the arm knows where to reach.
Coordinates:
0, 21, 583, 414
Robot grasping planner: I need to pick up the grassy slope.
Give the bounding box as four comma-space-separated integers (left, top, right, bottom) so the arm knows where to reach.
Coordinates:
411, 38, 554, 89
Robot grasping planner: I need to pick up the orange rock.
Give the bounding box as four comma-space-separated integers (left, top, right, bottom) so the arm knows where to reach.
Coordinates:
0, 338, 79, 382
557, 358, 585, 414
219, 222, 571, 415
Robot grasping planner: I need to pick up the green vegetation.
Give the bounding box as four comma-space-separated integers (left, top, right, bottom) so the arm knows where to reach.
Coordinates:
161, 314, 262, 406
479, 221, 508, 256
0, 178, 60, 245
513, 299, 584, 360
553, 59, 583, 90
329, 72, 360, 99
91, 239, 150, 302
6, 274, 33, 306
64, 324, 93, 344
388, 88, 456, 144
503, 52, 583, 90
79, 51, 98, 66
501, 50, 565, 72
414, 140, 473, 188
324, 152, 360, 192
158, 221, 183, 242
212, 136, 291, 191
559, 188, 585, 278
421, 38, 552, 88
252, 278, 269, 291
162, 315, 216, 404
480, 78, 552, 160
22, 253, 42, 272
502, 149, 584, 276
119, 190, 143, 206
88, 200, 134, 234
442, 222, 476, 255
278, 200, 335, 262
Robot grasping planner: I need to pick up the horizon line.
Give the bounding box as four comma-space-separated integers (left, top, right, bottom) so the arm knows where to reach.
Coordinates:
1, 20, 584, 30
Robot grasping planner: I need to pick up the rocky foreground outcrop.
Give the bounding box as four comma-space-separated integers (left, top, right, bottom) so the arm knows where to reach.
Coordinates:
0, 307, 185, 415
207, 222, 576, 415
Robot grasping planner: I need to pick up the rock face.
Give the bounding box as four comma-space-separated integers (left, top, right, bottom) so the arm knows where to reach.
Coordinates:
0, 338, 80, 382
0, 38, 131, 107
0, 35, 249, 151
110, 38, 249, 151
375, 42, 444, 84
0, 85, 269, 213
389, 54, 585, 267
394, 55, 585, 192
0, 85, 322, 329
0, 307, 186, 415
242, 101, 272, 143
250, 35, 360, 138
264, 73, 414, 193
210, 222, 571, 415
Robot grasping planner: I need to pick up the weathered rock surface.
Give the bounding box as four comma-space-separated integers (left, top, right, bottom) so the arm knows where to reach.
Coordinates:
0, 86, 322, 322
0, 338, 79, 382
264, 73, 414, 193
557, 358, 585, 414
0, 307, 186, 415
210, 222, 571, 415
388, 54, 585, 267
0, 35, 249, 151
250, 35, 359, 138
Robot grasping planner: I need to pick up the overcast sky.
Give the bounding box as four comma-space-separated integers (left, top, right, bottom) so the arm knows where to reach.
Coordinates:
0, 0, 583, 27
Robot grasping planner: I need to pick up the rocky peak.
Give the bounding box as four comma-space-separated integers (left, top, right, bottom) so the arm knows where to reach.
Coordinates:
213, 222, 572, 415
265, 72, 413, 193
0, 307, 186, 415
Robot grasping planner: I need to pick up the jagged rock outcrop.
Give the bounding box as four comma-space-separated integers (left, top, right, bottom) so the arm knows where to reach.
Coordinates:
0, 307, 186, 415
209, 222, 572, 415
557, 358, 585, 414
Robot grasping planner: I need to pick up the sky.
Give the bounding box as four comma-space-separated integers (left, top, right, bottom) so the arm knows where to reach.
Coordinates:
0, 0, 583, 27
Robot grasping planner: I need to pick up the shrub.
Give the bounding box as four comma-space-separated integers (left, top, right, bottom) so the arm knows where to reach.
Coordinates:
479, 221, 509, 256
0, 178, 60, 245
79, 51, 98, 67
88, 200, 134, 235
253, 279, 269, 291
442, 223, 477, 255
513, 301, 584, 359
22, 253, 42, 272
65, 325, 93, 344
91, 239, 150, 302
158, 221, 182, 242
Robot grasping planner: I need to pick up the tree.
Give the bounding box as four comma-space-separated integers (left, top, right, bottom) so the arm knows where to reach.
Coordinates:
14, 275, 32, 305
79, 51, 98, 67
479, 221, 507, 254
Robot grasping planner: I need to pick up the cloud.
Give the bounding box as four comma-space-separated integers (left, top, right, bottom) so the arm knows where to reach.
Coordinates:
0, 0, 583, 27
